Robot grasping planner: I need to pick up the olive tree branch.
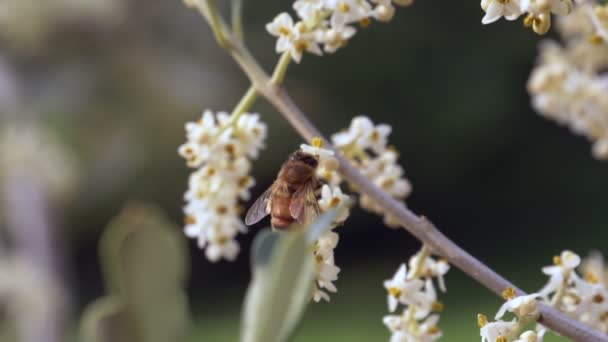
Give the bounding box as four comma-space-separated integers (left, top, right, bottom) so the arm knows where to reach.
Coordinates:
188, 2, 608, 341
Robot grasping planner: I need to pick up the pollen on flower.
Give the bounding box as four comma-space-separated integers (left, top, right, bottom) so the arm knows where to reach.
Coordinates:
432, 301, 444, 312
338, 2, 350, 13
502, 287, 517, 300
477, 314, 488, 328
588, 33, 603, 45
553, 255, 562, 266
496, 336, 508, 342
359, 17, 372, 27
312, 136, 324, 148
388, 287, 402, 297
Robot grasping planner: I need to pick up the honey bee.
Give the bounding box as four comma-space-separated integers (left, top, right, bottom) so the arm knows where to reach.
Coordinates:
245, 150, 320, 229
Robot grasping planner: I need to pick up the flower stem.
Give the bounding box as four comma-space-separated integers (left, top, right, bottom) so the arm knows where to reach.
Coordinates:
231, 0, 244, 41
410, 244, 431, 279
270, 52, 292, 85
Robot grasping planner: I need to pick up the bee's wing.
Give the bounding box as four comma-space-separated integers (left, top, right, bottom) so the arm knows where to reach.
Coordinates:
245, 186, 273, 226
289, 181, 320, 225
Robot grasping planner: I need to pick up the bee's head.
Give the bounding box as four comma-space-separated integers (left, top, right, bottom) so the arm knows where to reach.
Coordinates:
292, 150, 319, 168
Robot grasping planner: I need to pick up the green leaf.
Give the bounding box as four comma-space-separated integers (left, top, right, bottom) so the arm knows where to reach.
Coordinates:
241, 209, 339, 342
80, 203, 190, 342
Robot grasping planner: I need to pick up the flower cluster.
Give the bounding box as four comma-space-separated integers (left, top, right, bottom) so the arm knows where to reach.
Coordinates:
479, 250, 608, 341
332, 116, 412, 228
540, 250, 608, 332
178, 110, 267, 262
480, 0, 574, 34
266, 0, 414, 63
300, 139, 351, 302
528, 4, 608, 160
382, 246, 450, 341
478, 288, 543, 342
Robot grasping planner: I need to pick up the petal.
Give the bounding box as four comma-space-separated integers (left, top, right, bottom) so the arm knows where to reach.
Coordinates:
388, 295, 398, 312
276, 37, 291, 53
482, 1, 502, 24
290, 48, 303, 63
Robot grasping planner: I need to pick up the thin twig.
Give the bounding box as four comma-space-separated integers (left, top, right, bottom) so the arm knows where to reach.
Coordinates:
190, 3, 608, 341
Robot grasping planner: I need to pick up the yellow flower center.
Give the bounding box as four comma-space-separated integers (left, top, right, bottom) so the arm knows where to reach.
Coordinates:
496, 336, 508, 342
206, 167, 216, 177
594, 294, 605, 304
329, 197, 341, 208
216, 205, 228, 215
388, 287, 402, 298
585, 271, 600, 284
359, 17, 371, 28
295, 41, 308, 52
278, 26, 291, 36
238, 176, 251, 188
225, 143, 236, 156
339, 2, 350, 12
497, 0, 510, 3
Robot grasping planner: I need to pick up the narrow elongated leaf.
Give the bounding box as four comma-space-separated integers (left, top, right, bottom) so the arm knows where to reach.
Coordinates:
241, 209, 339, 342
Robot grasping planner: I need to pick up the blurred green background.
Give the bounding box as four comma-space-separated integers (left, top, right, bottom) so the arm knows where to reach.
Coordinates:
1, 0, 607, 341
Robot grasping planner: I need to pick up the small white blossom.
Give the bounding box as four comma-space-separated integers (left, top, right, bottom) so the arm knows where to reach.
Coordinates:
313, 230, 342, 302
293, 0, 324, 20
495, 293, 540, 320
513, 330, 541, 342
325, 0, 372, 28
539, 250, 581, 298
320, 25, 357, 53
384, 310, 442, 342
318, 184, 351, 223
480, 319, 517, 342
384, 263, 424, 312
480, 0, 524, 24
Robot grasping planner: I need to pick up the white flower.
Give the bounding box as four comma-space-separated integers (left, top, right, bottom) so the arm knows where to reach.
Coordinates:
318, 184, 351, 223
522, 0, 571, 16
266, 12, 299, 52
480, 319, 517, 342
384, 263, 425, 312
539, 250, 581, 298
326, 0, 372, 28
300, 140, 337, 164
407, 255, 450, 292
265, 12, 322, 63
320, 25, 357, 53
480, 0, 524, 24
384, 310, 442, 342
373, 3, 396, 22
205, 235, 240, 262
513, 330, 541, 342
293, 0, 324, 20
495, 293, 540, 320
313, 230, 341, 302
